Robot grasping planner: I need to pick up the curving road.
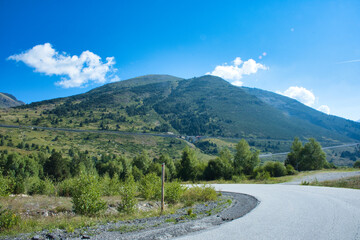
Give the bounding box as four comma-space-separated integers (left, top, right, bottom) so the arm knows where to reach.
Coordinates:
176, 184, 360, 240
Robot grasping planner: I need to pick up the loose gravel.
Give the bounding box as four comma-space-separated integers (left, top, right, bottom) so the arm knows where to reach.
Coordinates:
5, 192, 258, 240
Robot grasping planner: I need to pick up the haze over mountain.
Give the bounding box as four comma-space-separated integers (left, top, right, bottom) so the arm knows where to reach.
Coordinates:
0, 92, 25, 108
13, 74, 360, 144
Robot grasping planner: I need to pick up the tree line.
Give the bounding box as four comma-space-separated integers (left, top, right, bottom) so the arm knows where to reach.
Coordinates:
0, 137, 334, 196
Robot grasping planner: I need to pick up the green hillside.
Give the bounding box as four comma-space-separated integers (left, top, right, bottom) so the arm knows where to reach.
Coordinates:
1, 74, 359, 145
242, 87, 360, 141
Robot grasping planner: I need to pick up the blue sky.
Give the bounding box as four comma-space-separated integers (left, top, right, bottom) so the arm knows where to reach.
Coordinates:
1, 0, 360, 121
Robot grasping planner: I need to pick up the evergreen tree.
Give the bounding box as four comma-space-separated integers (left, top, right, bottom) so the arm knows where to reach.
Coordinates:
132, 151, 151, 174
178, 147, 198, 181
44, 151, 70, 181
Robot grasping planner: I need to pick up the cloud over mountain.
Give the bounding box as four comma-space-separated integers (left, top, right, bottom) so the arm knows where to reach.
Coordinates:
317, 105, 330, 115
206, 57, 268, 86
8, 43, 117, 88
277, 86, 330, 114
278, 86, 315, 107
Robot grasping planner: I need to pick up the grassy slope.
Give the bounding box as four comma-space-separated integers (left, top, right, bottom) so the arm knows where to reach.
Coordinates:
0, 127, 195, 161
243, 87, 360, 141
0, 74, 359, 164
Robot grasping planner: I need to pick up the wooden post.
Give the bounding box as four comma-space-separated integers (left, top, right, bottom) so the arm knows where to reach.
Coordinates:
161, 163, 165, 214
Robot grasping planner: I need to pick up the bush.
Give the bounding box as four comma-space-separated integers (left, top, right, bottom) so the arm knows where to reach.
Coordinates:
263, 161, 287, 177
25, 177, 55, 196
72, 173, 106, 216
0, 174, 12, 196
165, 180, 186, 204
139, 173, 161, 200
181, 185, 217, 205
285, 164, 296, 175
56, 178, 77, 197
231, 174, 247, 183
100, 173, 121, 196
0, 205, 20, 231
254, 169, 270, 180
118, 175, 138, 213
353, 160, 360, 168
13, 177, 25, 194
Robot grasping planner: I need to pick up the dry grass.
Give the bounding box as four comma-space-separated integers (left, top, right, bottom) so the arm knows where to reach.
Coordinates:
310, 176, 360, 189
0, 194, 184, 237
0, 195, 73, 216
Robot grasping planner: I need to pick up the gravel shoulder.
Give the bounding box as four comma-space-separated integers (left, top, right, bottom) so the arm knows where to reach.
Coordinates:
7, 192, 258, 240
281, 170, 360, 185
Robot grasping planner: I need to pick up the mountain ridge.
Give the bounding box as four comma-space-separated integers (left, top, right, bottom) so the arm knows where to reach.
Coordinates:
0, 92, 25, 108
8, 74, 360, 143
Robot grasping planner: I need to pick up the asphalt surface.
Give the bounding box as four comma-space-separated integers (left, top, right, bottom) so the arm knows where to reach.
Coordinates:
175, 184, 360, 240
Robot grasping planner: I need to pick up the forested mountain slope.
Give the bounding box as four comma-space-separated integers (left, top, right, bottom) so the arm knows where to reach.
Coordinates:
2, 74, 359, 144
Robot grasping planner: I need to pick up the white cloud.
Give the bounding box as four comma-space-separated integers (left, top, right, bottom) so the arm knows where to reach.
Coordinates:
336, 59, 360, 64
109, 75, 121, 83
8, 43, 117, 88
278, 86, 331, 114
233, 57, 243, 66
206, 57, 268, 86
277, 86, 315, 106
232, 80, 244, 87
317, 105, 330, 115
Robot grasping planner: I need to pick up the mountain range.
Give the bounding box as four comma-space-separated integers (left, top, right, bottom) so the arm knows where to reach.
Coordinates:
10, 74, 359, 144
0, 92, 24, 108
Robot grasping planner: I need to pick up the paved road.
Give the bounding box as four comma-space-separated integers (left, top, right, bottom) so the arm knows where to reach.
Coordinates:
175, 184, 360, 240
283, 171, 360, 185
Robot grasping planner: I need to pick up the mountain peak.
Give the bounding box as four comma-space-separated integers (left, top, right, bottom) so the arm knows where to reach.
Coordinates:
0, 92, 25, 108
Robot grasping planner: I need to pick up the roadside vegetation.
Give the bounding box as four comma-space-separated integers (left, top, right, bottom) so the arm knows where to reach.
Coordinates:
0, 134, 355, 236
0, 168, 217, 236
304, 176, 360, 189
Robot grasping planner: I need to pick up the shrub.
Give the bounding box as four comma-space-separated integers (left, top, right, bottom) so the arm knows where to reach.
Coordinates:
25, 176, 55, 196
100, 173, 121, 196
254, 169, 270, 180
13, 177, 25, 194
0, 205, 20, 231
0, 174, 12, 196
263, 161, 287, 177
181, 185, 217, 205
353, 160, 360, 168
231, 174, 247, 183
118, 175, 138, 213
56, 178, 77, 197
72, 173, 106, 216
285, 164, 296, 175
165, 180, 186, 204
139, 173, 161, 200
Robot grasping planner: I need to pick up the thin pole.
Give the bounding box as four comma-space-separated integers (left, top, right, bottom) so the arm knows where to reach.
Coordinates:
161, 163, 165, 214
